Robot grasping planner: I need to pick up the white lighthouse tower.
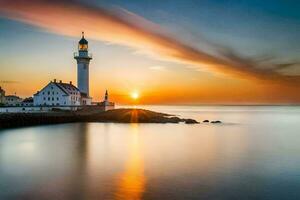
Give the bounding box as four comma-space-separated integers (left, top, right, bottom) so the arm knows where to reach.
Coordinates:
74, 32, 92, 97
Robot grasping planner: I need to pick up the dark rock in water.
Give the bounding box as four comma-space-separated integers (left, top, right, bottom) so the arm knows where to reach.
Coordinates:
203, 120, 209, 123
168, 116, 182, 122
211, 120, 222, 124
184, 119, 199, 124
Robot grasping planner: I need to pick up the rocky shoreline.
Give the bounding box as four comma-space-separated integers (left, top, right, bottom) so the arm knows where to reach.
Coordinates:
0, 108, 199, 129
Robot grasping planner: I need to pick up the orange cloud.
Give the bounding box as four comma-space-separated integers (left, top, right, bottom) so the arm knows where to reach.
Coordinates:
0, 0, 299, 86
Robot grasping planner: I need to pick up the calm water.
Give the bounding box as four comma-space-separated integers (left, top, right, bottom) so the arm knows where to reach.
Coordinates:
1, 106, 300, 200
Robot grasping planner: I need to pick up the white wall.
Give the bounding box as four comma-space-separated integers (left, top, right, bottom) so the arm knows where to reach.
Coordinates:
104, 105, 115, 111
77, 62, 90, 96
5, 96, 22, 106
81, 97, 92, 105
34, 82, 69, 106
34, 82, 81, 106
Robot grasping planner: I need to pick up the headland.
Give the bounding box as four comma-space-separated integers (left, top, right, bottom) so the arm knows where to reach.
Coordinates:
0, 108, 199, 129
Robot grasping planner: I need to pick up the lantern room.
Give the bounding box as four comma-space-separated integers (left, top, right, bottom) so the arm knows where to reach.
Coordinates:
78, 32, 88, 51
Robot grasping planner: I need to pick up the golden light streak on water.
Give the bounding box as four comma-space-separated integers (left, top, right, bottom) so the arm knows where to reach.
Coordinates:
114, 124, 146, 200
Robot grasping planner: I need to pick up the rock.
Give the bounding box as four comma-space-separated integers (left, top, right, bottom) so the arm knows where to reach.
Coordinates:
203, 119, 209, 123
184, 119, 199, 124
167, 117, 182, 123
211, 120, 222, 124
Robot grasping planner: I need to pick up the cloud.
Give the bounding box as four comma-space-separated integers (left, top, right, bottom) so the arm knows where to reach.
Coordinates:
149, 66, 166, 71
0, 0, 299, 85
0, 80, 20, 84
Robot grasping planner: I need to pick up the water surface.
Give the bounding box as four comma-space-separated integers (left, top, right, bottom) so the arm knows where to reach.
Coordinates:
1, 106, 300, 199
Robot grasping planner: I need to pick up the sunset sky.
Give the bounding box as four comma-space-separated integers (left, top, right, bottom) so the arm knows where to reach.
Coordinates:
0, 0, 299, 105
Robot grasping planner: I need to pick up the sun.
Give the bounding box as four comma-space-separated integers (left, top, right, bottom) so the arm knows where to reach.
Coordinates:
131, 91, 139, 100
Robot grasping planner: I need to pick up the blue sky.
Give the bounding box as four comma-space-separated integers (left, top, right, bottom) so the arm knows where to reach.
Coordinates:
93, 0, 300, 59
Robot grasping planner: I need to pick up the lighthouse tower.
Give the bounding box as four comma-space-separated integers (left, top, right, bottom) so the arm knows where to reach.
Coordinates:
74, 32, 92, 97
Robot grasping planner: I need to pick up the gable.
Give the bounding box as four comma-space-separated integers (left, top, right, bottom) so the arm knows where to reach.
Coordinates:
37, 82, 69, 96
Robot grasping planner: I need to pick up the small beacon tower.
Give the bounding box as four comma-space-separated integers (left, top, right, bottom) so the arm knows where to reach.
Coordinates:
74, 32, 92, 96
104, 90, 109, 105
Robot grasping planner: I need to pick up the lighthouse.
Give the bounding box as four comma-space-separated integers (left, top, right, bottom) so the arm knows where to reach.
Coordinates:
74, 32, 92, 97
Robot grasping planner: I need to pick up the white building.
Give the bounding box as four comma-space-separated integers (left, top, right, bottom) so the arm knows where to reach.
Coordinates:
33, 80, 82, 106
5, 95, 23, 106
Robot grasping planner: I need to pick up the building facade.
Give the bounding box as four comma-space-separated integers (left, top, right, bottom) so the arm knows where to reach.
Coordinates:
5, 95, 23, 106
21, 97, 34, 106
33, 80, 81, 106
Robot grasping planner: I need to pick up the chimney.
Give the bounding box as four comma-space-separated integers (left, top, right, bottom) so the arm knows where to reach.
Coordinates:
59, 80, 62, 83
69, 81, 72, 85
54, 79, 56, 83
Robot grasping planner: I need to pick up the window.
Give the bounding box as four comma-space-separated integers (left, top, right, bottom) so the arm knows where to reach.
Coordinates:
52, 92, 54, 95
52, 97, 54, 101
57, 97, 59, 101
79, 44, 88, 50
48, 97, 50, 101
42, 92, 44, 95
51, 86, 53, 90
48, 91, 50, 95
43, 97, 46, 100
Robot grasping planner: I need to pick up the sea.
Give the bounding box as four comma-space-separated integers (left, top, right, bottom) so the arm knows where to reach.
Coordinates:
0, 105, 300, 200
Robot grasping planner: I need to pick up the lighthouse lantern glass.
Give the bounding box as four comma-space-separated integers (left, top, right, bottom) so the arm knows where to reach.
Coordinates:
79, 44, 88, 51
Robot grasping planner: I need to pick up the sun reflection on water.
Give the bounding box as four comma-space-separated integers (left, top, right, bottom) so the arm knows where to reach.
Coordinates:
114, 124, 146, 200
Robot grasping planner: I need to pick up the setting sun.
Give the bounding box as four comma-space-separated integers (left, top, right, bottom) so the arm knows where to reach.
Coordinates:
131, 91, 139, 100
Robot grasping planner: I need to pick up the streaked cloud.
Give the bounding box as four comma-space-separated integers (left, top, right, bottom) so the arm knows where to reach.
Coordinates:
0, 80, 20, 84
149, 66, 166, 71
0, 0, 299, 85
